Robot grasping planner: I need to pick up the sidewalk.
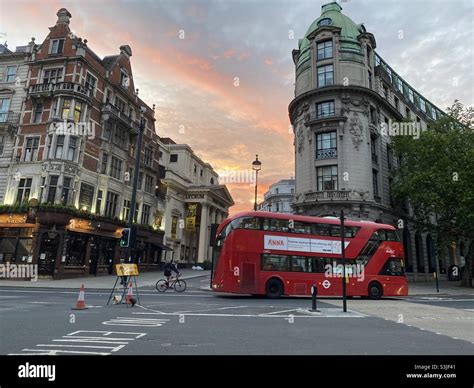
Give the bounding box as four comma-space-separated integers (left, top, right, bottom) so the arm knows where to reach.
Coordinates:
0, 269, 211, 290
407, 280, 474, 296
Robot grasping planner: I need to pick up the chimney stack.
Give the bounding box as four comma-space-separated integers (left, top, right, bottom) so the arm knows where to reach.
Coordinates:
56, 8, 72, 25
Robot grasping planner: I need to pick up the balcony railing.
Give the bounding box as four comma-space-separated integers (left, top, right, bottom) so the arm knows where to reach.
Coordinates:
0, 111, 20, 128
101, 103, 141, 132
316, 148, 337, 160
29, 82, 93, 99
304, 190, 351, 201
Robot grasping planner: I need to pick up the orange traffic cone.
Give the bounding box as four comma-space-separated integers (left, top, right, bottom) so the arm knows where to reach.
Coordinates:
72, 284, 87, 310
126, 281, 136, 306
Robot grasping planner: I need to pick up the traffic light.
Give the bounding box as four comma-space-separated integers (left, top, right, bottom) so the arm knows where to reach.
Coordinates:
120, 228, 131, 248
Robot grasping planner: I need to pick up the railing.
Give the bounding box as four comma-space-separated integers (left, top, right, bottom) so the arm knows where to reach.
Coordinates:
29, 82, 93, 98
305, 190, 351, 201
0, 111, 20, 127
316, 148, 337, 160
101, 103, 139, 131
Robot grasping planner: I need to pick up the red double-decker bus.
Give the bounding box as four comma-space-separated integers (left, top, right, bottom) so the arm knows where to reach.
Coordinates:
211, 211, 408, 299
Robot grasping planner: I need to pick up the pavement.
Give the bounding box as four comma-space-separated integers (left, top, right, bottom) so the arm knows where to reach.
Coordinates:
0, 276, 473, 356
0, 269, 210, 290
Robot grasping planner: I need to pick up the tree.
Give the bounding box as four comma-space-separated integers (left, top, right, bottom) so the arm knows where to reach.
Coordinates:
391, 101, 474, 284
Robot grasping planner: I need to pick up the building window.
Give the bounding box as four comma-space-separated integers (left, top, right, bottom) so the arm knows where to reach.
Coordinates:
33, 102, 43, 123
95, 190, 103, 215
371, 136, 378, 163
170, 154, 178, 163
103, 121, 112, 140
408, 88, 414, 104
134, 203, 140, 223
54, 135, 65, 159
396, 78, 403, 93
200, 169, 203, 177
50, 39, 64, 55
0, 135, 4, 155
61, 98, 71, 120
120, 70, 129, 89
0, 98, 10, 123
405, 107, 411, 119
317, 165, 338, 191
16, 178, 32, 204
6, 66, 17, 83
114, 97, 126, 113
138, 172, 143, 190
419, 98, 426, 113
370, 106, 377, 125
144, 147, 153, 166
366, 46, 372, 66
113, 126, 127, 148
275, 203, 280, 212
43, 68, 63, 84
383, 84, 389, 99
375, 54, 381, 67
105, 191, 119, 218
78, 182, 94, 211
45, 134, 53, 159
47, 175, 59, 204
85, 73, 97, 93
122, 200, 131, 221
100, 152, 108, 174
372, 169, 379, 197
316, 131, 337, 159
73, 101, 83, 123
318, 18, 332, 27
316, 100, 335, 118
24, 137, 40, 161
387, 145, 393, 170
394, 96, 400, 111
110, 156, 123, 180
61, 177, 72, 205
368, 70, 372, 89
144, 174, 154, 193
317, 65, 333, 87
317, 40, 332, 60
141, 204, 151, 225
67, 137, 78, 161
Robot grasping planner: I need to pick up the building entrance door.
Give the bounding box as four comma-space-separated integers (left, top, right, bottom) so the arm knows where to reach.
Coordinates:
38, 233, 60, 276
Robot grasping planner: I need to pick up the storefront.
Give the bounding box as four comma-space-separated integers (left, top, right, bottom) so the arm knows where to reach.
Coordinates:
0, 210, 166, 279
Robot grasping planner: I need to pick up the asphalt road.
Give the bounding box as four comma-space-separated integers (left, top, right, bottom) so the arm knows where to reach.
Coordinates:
1, 276, 473, 355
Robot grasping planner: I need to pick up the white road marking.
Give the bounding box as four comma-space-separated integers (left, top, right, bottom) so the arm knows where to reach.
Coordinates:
11, 349, 111, 355
263, 309, 298, 315
102, 317, 169, 327
36, 344, 126, 352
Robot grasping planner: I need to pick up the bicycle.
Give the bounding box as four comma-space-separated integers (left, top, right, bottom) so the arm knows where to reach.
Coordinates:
155, 274, 187, 293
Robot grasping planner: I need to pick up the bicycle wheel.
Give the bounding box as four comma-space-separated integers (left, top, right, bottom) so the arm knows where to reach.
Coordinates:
156, 279, 168, 292
173, 279, 186, 292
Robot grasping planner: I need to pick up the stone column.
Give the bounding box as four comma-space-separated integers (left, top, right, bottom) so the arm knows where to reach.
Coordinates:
197, 203, 209, 263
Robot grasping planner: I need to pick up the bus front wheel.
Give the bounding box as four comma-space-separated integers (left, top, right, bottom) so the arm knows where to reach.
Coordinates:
266, 278, 284, 299
368, 282, 383, 300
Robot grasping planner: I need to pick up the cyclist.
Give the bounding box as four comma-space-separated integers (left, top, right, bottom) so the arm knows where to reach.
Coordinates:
163, 259, 180, 284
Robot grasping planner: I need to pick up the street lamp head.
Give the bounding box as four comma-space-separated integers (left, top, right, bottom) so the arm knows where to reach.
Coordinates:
252, 154, 262, 171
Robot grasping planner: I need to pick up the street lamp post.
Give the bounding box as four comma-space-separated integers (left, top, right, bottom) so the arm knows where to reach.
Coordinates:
340, 209, 347, 312
252, 155, 261, 211
127, 109, 145, 261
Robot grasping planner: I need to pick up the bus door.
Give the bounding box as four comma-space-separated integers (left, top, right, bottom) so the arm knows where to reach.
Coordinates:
238, 253, 257, 294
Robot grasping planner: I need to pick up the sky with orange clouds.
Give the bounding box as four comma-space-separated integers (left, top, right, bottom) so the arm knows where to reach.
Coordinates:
1, 0, 472, 215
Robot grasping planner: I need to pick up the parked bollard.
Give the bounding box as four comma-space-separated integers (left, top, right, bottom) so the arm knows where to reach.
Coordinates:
311, 284, 319, 312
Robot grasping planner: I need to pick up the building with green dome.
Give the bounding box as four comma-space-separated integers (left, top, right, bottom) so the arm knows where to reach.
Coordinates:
288, 2, 459, 281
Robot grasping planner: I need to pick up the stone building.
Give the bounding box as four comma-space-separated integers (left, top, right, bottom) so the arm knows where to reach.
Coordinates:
258, 178, 295, 213
289, 2, 470, 280
160, 138, 234, 265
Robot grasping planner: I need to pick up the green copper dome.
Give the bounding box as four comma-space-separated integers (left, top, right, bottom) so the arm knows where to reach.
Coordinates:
297, 2, 365, 67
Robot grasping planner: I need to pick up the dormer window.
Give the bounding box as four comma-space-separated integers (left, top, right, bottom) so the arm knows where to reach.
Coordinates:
120, 70, 129, 89
318, 18, 332, 27
50, 39, 64, 55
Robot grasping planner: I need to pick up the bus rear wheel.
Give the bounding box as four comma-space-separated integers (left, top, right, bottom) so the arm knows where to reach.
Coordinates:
368, 282, 383, 300
266, 278, 283, 299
